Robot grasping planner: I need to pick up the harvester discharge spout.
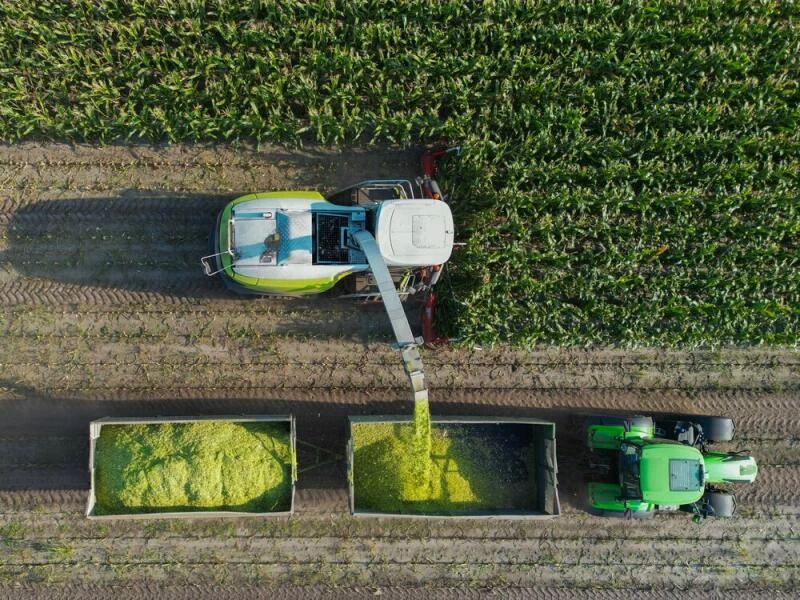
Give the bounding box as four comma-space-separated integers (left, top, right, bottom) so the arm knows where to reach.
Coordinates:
351, 229, 428, 403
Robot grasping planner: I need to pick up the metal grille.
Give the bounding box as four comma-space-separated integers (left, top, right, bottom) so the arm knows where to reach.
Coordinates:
669, 459, 703, 491
276, 211, 313, 264
315, 213, 349, 263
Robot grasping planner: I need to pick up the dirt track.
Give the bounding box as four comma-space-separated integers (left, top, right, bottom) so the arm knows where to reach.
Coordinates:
0, 143, 798, 597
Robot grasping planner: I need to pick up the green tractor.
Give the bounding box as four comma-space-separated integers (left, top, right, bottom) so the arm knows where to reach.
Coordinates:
586, 415, 757, 521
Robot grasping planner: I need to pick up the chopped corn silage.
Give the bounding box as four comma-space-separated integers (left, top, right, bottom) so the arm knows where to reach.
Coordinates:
94, 421, 293, 515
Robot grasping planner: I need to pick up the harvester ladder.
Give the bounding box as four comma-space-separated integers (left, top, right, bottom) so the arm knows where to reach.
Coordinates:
351, 230, 429, 403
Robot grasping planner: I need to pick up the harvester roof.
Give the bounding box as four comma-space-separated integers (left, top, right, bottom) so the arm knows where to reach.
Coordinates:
374, 199, 454, 267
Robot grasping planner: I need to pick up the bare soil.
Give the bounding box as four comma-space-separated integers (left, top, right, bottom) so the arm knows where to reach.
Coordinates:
0, 143, 798, 598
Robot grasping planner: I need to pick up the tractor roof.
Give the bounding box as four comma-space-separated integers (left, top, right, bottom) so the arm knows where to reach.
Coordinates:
640, 442, 705, 505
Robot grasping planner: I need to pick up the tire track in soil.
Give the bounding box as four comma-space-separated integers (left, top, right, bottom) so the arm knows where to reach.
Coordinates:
1, 391, 798, 430
2, 345, 797, 396
0, 558, 796, 590
736, 466, 800, 507
6, 515, 800, 544
0, 143, 420, 204
1, 588, 797, 600
2, 502, 798, 591
0, 280, 230, 305
4, 537, 799, 570
3, 502, 799, 543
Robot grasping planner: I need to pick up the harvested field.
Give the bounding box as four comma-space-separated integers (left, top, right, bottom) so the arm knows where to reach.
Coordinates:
0, 143, 798, 598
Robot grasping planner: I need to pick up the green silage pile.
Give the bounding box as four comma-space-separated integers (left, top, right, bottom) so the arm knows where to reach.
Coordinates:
352, 421, 537, 515
94, 421, 293, 515
408, 400, 433, 501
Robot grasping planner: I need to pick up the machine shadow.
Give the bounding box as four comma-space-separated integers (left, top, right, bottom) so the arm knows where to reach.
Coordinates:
5, 191, 243, 299
4, 144, 423, 301
4, 191, 423, 339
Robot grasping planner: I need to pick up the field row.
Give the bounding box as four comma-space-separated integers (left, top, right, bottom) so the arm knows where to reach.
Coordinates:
1, 503, 798, 591
1, 587, 796, 600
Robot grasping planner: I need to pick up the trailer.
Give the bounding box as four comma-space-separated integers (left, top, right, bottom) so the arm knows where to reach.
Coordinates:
347, 416, 560, 519
87, 415, 297, 519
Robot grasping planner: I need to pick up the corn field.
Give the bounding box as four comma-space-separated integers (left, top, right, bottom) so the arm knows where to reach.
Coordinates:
1, 0, 797, 346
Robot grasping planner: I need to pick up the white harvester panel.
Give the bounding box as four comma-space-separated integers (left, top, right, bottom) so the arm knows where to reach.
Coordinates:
374, 199, 454, 267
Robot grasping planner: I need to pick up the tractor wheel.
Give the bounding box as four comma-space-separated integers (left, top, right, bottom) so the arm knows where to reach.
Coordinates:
703, 492, 736, 518
694, 417, 735, 442
585, 415, 653, 429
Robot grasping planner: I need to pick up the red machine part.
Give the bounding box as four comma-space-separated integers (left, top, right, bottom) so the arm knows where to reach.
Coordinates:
421, 147, 451, 178
419, 146, 460, 345
421, 291, 449, 346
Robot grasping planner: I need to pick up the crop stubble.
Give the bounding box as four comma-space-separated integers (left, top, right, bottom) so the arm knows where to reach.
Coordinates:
0, 144, 798, 595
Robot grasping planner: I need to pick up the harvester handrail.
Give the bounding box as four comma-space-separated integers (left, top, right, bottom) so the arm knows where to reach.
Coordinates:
201, 219, 236, 276
332, 179, 418, 200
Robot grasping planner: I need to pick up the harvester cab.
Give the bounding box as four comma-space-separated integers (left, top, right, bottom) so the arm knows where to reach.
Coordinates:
325, 177, 454, 301
585, 415, 758, 521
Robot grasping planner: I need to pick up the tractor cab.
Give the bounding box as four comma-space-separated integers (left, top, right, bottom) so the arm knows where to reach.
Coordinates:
618, 439, 706, 506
